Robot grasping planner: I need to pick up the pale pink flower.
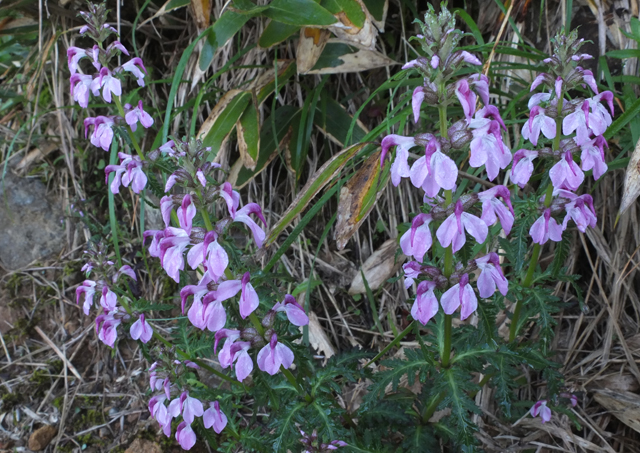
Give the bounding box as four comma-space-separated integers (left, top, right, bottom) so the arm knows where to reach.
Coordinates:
130, 314, 152, 343
203, 401, 227, 434
257, 333, 294, 375
436, 200, 488, 253
70, 74, 93, 108
84, 116, 115, 151
529, 209, 563, 244
125, 100, 154, 131
530, 400, 552, 423
411, 280, 439, 325
76, 280, 97, 315
399, 213, 433, 262
175, 422, 196, 450
549, 152, 584, 190
440, 274, 477, 320
272, 294, 309, 326
511, 150, 539, 188
474, 253, 508, 298
381, 135, 415, 186
121, 57, 147, 86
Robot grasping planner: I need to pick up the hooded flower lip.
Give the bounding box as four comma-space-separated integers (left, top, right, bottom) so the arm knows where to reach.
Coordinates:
409, 137, 457, 196
530, 400, 552, 423
90, 67, 121, 103
399, 213, 433, 262
168, 391, 204, 425
130, 314, 153, 343
380, 135, 415, 186
477, 185, 514, 235
411, 280, 439, 325
201, 231, 228, 282
436, 200, 488, 253
122, 57, 147, 86
175, 422, 196, 450
556, 190, 597, 232
76, 280, 97, 315
579, 135, 608, 180
549, 152, 584, 190
105, 153, 147, 194
229, 341, 253, 381
100, 286, 117, 311
85, 116, 115, 151
239, 272, 259, 319
233, 203, 267, 248
203, 401, 227, 434
511, 149, 539, 188
70, 74, 93, 108
257, 333, 294, 375
440, 273, 478, 320
159, 227, 191, 283
125, 100, 154, 131
523, 105, 556, 146
272, 294, 309, 326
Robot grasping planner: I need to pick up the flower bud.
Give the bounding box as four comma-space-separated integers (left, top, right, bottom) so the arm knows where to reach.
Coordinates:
241, 327, 259, 341
261, 310, 276, 328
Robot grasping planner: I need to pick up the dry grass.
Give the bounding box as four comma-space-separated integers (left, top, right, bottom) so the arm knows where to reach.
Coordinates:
2, 0, 640, 451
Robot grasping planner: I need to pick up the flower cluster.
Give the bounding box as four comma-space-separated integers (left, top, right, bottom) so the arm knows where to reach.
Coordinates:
148, 360, 228, 449
299, 429, 347, 452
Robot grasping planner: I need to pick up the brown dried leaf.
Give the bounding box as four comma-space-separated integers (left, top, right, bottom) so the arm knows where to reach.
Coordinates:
335, 149, 388, 250
296, 28, 331, 74
594, 389, 640, 435
308, 311, 336, 361
618, 135, 640, 216
329, 0, 378, 49
190, 0, 211, 28
349, 239, 405, 294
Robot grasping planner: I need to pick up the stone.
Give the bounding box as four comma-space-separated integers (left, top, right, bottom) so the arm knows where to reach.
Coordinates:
27, 425, 57, 451
124, 439, 162, 453
0, 174, 65, 269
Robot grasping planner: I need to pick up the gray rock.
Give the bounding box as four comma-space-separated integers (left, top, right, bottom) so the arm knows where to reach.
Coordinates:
0, 174, 65, 269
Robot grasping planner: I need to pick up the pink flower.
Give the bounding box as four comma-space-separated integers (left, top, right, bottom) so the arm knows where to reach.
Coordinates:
558, 191, 597, 232
477, 185, 514, 235
239, 272, 259, 319
67, 47, 88, 74
411, 87, 426, 123
455, 78, 477, 122
436, 200, 488, 253
159, 227, 191, 282
381, 135, 415, 186
522, 106, 556, 146
218, 182, 241, 217
112, 264, 137, 283
180, 281, 211, 315
96, 311, 121, 348
70, 74, 93, 108
76, 280, 97, 315
176, 194, 196, 235
200, 231, 228, 282
549, 152, 584, 190
168, 391, 204, 424
440, 274, 477, 320
403, 261, 423, 288
233, 204, 267, 248
257, 333, 294, 375
529, 209, 563, 244
100, 286, 117, 311
474, 253, 508, 298
149, 395, 172, 436
175, 422, 196, 450
409, 138, 457, 196
580, 67, 598, 93
214, 329, 241, 367
143, 229, 165, 258
84, 116, 114, 151
130, 314, 153, 343
579, 135, 608, 180
125, 100, 154, 131
399, 213, 433, 262
530, 400, 552, 423
229, 341, 253, 382
122, 57, 147, 87
511, 150, 539, 188
104, 153, 148, 194
203, 401, 227, 434
90, 67, 121, 103
411, 280, 438, 325
468, 108, 511, 181
272, 294, 309, 326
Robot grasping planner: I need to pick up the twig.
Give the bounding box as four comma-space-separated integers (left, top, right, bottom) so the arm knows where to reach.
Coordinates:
35, 326, 84, 382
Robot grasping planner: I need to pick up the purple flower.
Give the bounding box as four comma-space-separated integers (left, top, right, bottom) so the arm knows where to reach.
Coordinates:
399, 213, 433, 262
403, 261, 423, 288
522, 106, 556, 146
125, 100, 154, 131
530, 400, 552, 423
203, 401, 227, 434
175, 422, 196, 450
411, 280, 438, 325
100, 286, 117, 311
159, 227, 191, 282
272, 294, 309, 326
96, 311, 121, 348
143, 229, 165, 258
104, 153, 147, 194
239, 272, 259, 319
440, 274, 477, 320
176, 194, 196, 235
468, 109, 511, 181
218, 182, 241, 217
70, 74, 93, 108
511, 149, 539, 188
477, 185, 514, 235
180, 281, 210, 315
122, 57, 147, 87
229, 341, 253, 382
130, 314, 153, 343
233, 203, 267, 248
460, 51, 482, 66
474, 253, 508, 298
469, 73, 490, 105
549, 152, 584, 190
409, 138, 457, 196
67, 47, 88, 74
112, 264, 136, 283
200, 231, 228, 282
168, 391, 204, 424
214, 329, 241, 367
580, 135, 608, 180
381, 135, 415, 186
411, 87, 426, 123
76, 280, 97, 315
455, 78, 477, 122
558, 191, 597, 232
84, 116, 114, 151
90, 67, 121, 103
580, 67, 598, 93
257, 333, 294, 375
529, 209, 563, 244
149, 395, 172, 437
436, 200, 488, 253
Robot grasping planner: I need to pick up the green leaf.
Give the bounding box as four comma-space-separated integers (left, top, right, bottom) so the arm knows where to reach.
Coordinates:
263, 0, 337, 26
605, 95, 640, 141
256, 60, 297, 105
201, 91, 251, 154
166, 0, 190, 9
336, 0, 366, 28
259, 20, 301, 47
362, 0, 386, 21
607, 49, 640, 59
454, 9, 484, 45
312, 42, 359, 70
199, 11, 250, 71
237, 100, 260, 167
314, 96, 368, 146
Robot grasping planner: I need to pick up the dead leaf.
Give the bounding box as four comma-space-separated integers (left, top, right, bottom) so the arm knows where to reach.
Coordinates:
307, 39, 397, 74
16, 143, 58, 173
296, 28, 331, 74
594, 389, 640, 435
236, 95, 260, 171
329, 0, 378, 50
366, 0, 389, 31
335, 149, 388, 250
618, 135, 640, 216
308, 311, 336, 361
197, 89, 243, 139
190, 0, 211, 28
349, 239, 405, 294
519, 418, 616, 453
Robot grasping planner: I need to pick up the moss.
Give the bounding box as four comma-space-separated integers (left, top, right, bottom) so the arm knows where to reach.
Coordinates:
1, 392, 22, 410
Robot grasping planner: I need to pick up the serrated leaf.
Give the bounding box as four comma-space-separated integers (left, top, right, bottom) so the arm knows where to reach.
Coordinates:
199, 11, 250, 70
237, 99, 260, 170
263, 0, 337, 26
259, 20, 301, 47
265, 142, 367, 246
